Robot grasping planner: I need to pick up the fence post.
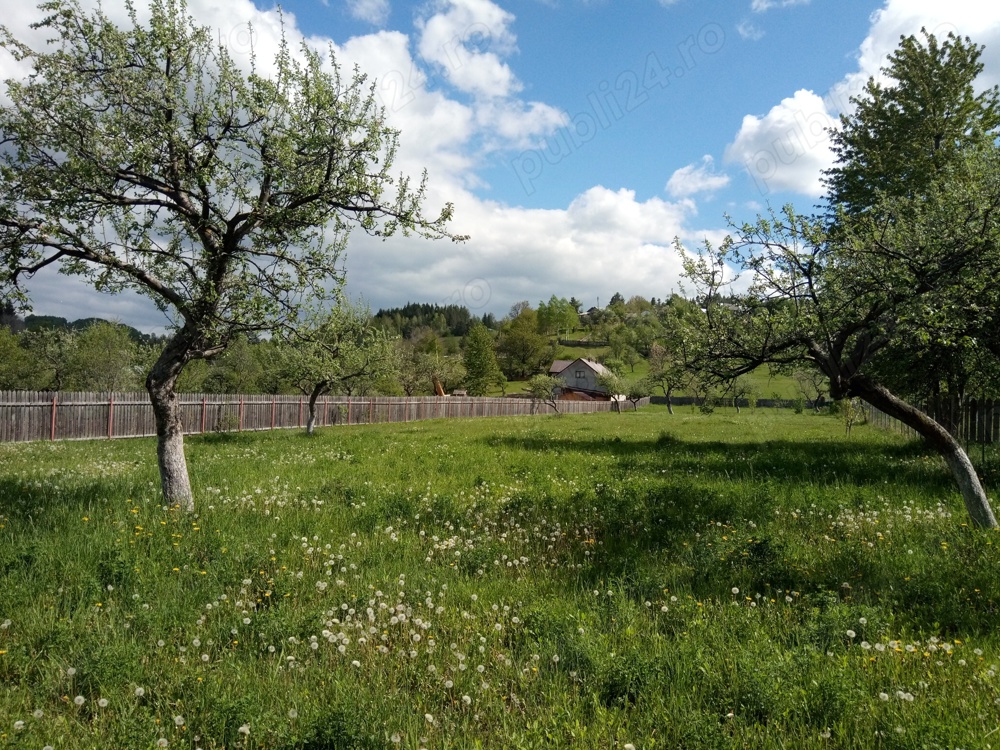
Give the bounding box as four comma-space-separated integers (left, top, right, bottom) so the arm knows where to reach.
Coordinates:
108, 394, 115, 439
325, 398, 329, 426
239, 397, 244, 431
271, 396, 276, 430
201, 397, 207, 433
369, 398, 374, 423
50, 395, 57, 441
347, 398, 352, 425
298, 397, 303, 428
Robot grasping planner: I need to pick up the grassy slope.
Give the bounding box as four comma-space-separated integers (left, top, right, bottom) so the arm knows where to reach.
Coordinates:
2, 408, 999, 749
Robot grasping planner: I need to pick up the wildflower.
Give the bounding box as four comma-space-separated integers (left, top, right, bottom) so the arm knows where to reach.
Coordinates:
288, 709, 298, 719
33, 709, 43, 719
66, 667, 77, 676
135, 687, 145, 698
552, 654, 560, 663
98, 698, 109, 708
625, 745, 636, 750
13, 720, 25, 731
846, 630, 856, 639
174, 716, 185, 727
879, 692, 889, 701
157, 739, 169, 748
731, 587, 739, 595
238, 724, 250, 735
462, 695, 472, 705
424, 713, 435, 724
391, 734, 401, 744
74, 695, 85, 706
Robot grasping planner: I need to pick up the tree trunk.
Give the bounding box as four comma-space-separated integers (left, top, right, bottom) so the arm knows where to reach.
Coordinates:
306, 382, 329, 436
851, 375, 998, 528
146, 333, 195, 512
666, 388, 674, 415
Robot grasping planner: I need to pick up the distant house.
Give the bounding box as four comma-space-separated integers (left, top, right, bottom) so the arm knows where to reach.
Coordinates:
549, 358, 611, 396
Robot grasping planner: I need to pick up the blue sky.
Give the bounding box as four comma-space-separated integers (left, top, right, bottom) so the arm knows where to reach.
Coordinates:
4, 0, 1000, 331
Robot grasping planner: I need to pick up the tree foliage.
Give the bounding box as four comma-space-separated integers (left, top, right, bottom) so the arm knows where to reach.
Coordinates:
462, 321, 504, 396
825, 29, 1000, 216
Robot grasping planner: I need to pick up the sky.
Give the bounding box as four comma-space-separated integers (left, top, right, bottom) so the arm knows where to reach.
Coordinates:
4, 0, 1000, 333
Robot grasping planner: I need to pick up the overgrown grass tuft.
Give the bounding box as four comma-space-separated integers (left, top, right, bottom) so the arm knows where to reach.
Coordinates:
1, 407, 999, 748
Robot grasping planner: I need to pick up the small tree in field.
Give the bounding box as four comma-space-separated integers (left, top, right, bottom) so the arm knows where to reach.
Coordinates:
0, 0, 461, 510
526, 374, 562, 414
285, 299, 396, 435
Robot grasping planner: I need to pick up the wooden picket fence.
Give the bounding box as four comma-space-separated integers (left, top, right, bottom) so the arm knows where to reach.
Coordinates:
864, 398, 1000, 444
0, 391, 649, 443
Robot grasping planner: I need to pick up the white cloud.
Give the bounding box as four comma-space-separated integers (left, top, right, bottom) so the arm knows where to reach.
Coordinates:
476, 99, 569, 150
751, 0, 810, 12
416, 0, 520, 99
724, 89, 836, 198
737, 19, 764, 41
346, 0, 390, 26
666, 156, 730, 198
342, 186, 701, 315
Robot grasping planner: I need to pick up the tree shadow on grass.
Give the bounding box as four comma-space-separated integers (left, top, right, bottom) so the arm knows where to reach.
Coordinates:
486, 431, 952, 494
0, 475, 137, 523
484, 431, 1000, 634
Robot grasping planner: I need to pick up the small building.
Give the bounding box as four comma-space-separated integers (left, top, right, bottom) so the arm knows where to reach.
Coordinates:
549, 358, 611, 395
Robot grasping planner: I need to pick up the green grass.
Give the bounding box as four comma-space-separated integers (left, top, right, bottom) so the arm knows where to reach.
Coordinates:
2, 407, 1000, 749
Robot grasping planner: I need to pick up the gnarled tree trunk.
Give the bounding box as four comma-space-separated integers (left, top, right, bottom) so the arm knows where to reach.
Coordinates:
851, 375, 998, 528
146, 332, 195, 512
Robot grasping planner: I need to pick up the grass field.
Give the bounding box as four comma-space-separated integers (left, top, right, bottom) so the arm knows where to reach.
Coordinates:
2, 407, 999, 749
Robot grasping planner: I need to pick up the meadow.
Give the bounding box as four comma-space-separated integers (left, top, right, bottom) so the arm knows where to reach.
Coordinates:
1, 406, 999, 749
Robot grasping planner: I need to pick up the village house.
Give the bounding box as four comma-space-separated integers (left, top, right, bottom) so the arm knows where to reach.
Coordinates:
549, 357, 611, 399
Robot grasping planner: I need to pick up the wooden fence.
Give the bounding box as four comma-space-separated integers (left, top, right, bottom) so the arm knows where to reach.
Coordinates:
0, 391, 650, 443
864, 398, 1000, 444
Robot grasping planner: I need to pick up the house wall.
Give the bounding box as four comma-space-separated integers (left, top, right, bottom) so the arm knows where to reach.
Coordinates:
556, 362, 605, 393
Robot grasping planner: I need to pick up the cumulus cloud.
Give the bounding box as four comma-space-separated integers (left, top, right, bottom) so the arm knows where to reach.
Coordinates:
346, 0, 390, 26
342, 186, 700, 315
724, 89, 836, 198
416, 0, 520, 99
666, 156, 730, 198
